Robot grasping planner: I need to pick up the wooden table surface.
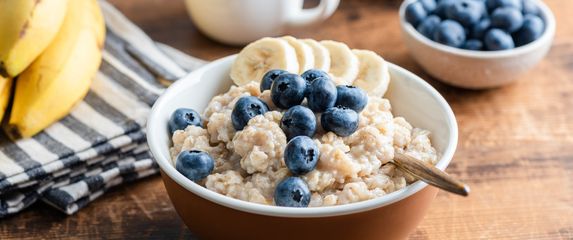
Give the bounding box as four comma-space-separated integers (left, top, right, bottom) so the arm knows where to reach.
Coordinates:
3, 0, 573, 239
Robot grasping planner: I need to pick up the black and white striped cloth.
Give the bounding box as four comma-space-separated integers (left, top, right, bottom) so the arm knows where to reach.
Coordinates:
0, 13, 206, 217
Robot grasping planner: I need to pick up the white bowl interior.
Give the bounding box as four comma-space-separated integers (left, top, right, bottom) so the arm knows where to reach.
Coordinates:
147, 55, 458, 217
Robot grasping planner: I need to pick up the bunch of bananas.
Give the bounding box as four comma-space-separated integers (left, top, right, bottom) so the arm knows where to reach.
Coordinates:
0, 0, 105, 139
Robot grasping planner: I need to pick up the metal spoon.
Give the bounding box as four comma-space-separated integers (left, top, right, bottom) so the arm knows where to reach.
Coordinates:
392, 152, 470, 196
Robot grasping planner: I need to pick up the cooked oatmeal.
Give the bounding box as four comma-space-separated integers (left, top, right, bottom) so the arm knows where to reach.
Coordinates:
170, 82, 437, 206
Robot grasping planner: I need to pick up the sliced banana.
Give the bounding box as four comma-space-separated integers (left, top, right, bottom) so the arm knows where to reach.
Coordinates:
352, 49, 391, 97
281, 36, 314, 73
230, 37, 299, 85
301, 39, 330, 72
320, 40, 359, 85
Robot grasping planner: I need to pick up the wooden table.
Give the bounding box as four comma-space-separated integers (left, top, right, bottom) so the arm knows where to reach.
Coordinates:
3, 0, 573, 239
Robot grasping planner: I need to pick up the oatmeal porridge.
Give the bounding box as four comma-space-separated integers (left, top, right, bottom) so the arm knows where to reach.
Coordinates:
169, 37, 438, 207
170, 81, 437, 207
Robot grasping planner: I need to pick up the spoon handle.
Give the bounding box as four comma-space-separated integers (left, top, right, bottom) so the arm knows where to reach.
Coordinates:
393, 152, 470, 197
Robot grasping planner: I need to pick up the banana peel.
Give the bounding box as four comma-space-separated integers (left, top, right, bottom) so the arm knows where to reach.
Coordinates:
0, 76, 13, 123
0, 0, 69, 77
4, 0, 105, 139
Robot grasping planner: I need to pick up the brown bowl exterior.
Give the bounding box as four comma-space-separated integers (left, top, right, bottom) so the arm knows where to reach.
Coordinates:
161, 170, 438, 240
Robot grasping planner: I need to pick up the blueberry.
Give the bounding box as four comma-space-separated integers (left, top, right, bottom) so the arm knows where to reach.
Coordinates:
435, 0, 456, 19
522, 0, 539, 16
168, 108, 202, 133
491, 7, 524, 33
445, 0, 485, 27
405, 1, 428, 27
419, 0, 437, 12
274, 177, 311, 207
271, 73, 306, 109
284, 136, 320, 175
486, 0, 522, 11
301, 69, 330, 87
231, 96, 269, 130
471, 18, 491, 39
513, 14, 544, 46
462, 39, 484, 50
417, 15, 441, 39
484, 28, 515, 50
260, 69, 288, 92
175, 150, 214, 181
307, 77, 337, 112
335, 85, 368, 112
321, 106, 359, 137
281, 105, 317, 140
433, 20, 466, 47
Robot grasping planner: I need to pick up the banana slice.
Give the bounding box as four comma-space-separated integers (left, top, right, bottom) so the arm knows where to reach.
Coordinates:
281, 36, 314, 73
230, 37, 299, 85
352, 49, 391, 97
301, 39, 330, 72
320, 40, 359, 85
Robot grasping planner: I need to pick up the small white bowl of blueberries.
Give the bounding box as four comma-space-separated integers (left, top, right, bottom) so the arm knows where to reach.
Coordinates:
399, 0, 555, 89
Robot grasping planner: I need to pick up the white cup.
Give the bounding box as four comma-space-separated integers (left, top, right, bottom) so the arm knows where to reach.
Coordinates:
184, 0, 340, 45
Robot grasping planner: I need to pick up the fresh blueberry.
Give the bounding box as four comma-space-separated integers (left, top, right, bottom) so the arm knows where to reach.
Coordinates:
491, 7, 524, 33
522, 0, 539, 16
484, 28, 515, 50
321, 106, 359, 137
435, 0, 456, 19
486, 0, 522, 11
284, 136, 320, 175
307, 77, 337, 112
417, 15, 441, 39
274, 176, 311, 207
301, 69, 330, 87
231, 96, 269, 130
260, 69, 288, 92
471, 18, 491, 39
433, 20, 466, 47
513, 14, 544, 46
175, 150, 214, 181
281, 105, 317, 140
462, 39, 484, 50
445, 0, 485, 27
168, 108, 202, 133
335, 85, 368, 112
405, 1, 428, 27
271, 73, 306, 109
419, 0, 437, 12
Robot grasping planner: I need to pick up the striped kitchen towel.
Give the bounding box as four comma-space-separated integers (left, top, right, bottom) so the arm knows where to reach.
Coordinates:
0, 4, 206, 217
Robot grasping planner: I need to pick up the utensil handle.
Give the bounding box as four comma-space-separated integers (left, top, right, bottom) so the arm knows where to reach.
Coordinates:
393, 152, 470, 196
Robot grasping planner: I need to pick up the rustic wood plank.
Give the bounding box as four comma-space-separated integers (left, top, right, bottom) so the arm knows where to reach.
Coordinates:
2, 0, 572, 239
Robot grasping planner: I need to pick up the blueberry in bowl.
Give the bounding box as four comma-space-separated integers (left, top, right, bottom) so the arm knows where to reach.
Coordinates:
405, 0, 543, 51
175, 150, 215, 181
231, 96, 269, 130
306, 76, 337, 112
283, 136, 320, 175
280, 105, 317, 140
168, 108, 203, 133
270, 73, 307, 109
399, 0, 555, 88
260, 69, 289, 92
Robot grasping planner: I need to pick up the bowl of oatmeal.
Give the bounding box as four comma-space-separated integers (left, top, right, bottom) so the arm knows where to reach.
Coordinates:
148, 50, 457, 239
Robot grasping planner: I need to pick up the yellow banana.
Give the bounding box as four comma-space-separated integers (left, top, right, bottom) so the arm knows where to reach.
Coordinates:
0, 0, 69, 77
0, 76, 13, 123
5, 0, 105, 139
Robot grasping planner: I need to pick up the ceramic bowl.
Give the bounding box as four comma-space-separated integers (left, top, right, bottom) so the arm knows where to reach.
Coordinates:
147, 55, 458, 240
399, 0, 556, 89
